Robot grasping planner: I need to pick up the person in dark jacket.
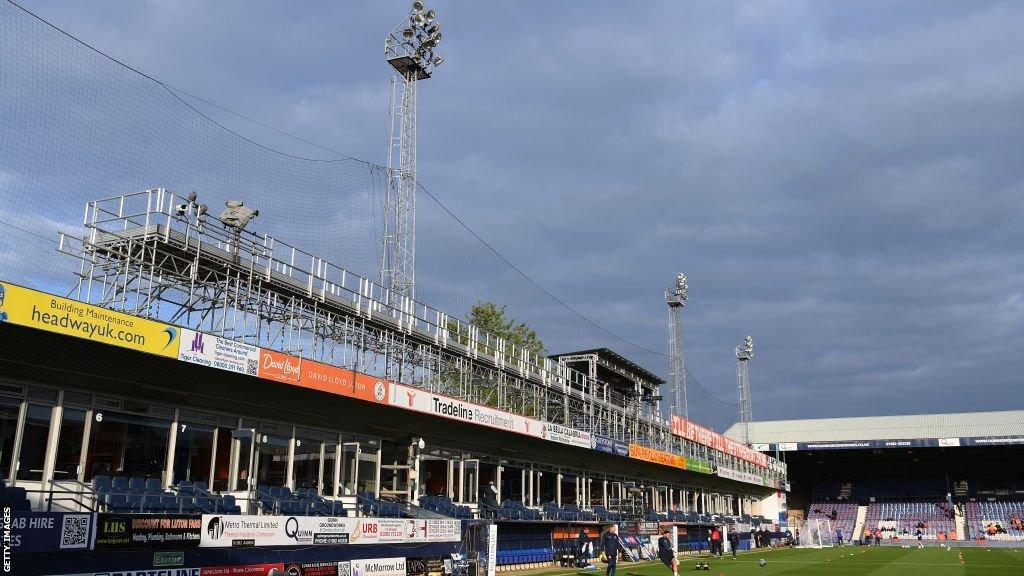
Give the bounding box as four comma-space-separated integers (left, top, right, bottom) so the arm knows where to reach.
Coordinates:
657, 528, 678, 576
602, 524, 621, 576
577, 528, 592, 567
728, 530, 740, 558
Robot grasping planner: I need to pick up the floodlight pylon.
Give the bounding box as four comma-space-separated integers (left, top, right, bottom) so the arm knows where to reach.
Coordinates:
380, 2, 445, 301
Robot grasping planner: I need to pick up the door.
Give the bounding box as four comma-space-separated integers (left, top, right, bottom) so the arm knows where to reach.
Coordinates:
341, 442, 360, 496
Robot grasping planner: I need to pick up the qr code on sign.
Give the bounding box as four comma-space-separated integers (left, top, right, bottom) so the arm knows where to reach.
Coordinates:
337, 561, 352, 576
60, 514, 91, 549
247, 358, 258, 376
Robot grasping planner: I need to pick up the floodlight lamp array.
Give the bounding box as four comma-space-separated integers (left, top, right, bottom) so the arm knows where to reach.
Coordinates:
388, 1, 444, 76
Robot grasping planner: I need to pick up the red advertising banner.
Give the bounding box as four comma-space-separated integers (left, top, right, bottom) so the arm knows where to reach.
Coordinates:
353, 372, 390, 404
258, 349, 301, 385
671, 415, 768, 467
301, 359, 356, 396
257, 348, 390, 405
201, 564, 285, 576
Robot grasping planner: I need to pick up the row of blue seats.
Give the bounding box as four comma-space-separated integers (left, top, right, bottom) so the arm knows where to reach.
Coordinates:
543, 502, 596, 521
496, 547, 553, 565
2, 473, 31, 512
592, 505, 623, 521
93, 476, 241, 513
494, 499, 542, 520
358, 493, 405, 518
257, 486, 347, 516
419, 495, 472, 519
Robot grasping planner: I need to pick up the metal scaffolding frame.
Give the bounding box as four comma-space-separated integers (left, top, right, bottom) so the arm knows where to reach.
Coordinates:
56, 188, 784, 482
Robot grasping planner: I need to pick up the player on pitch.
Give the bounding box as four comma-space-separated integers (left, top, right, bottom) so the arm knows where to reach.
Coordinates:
657, 527, 678, 576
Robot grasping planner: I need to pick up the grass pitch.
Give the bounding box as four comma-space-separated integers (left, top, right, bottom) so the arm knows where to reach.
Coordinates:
539, 546, 1024, 576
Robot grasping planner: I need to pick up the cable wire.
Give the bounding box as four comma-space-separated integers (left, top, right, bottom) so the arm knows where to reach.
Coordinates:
5, 0, 740, 406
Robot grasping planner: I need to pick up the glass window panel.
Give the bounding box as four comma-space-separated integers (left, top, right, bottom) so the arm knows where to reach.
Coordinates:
322, 444, 337, 496
0, 398, 20, 478
234, 431, 254, 491
292, 437, 321, 491
171, 422, 214, 486
17, 404, 52, 480
211, 427, 232, 492
85, 411, 169, 481
357, 449, 378, 495
53, 408, 86, 481
256, 433, 289, 488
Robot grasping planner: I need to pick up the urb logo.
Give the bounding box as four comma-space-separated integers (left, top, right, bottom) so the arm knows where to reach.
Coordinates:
206, 516, 224, 540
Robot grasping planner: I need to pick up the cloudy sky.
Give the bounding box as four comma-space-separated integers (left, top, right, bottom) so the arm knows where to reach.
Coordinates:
4, 0, 1024, 430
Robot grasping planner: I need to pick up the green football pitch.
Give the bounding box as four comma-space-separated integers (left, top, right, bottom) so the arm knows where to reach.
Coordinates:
536, 546, 1024, 576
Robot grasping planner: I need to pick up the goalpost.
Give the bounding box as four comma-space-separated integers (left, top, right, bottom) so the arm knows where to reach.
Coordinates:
795, 519, 835, 548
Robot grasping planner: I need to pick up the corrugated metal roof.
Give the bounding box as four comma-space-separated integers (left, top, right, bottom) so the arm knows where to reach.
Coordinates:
722, 410, 1024, 443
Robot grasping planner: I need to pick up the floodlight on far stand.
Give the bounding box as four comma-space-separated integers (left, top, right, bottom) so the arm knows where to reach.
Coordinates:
386, 1, 444, 80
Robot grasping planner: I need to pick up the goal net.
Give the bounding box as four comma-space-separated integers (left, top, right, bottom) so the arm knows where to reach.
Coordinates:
795, 519, 835, 548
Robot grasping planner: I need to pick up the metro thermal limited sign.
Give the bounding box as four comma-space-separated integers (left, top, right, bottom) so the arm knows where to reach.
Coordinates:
389, 383, 544, 438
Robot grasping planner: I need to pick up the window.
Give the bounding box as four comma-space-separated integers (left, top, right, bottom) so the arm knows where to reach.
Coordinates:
171, 422, 214, 486
17, 404, 52, 481
256, 433, 289, 488
53, 408, 87, 481
0, 397, 20, 479
293, 437, 321, 491
211, 427, 233, 491
322, 444, 337, 496
85, 411, 169, 480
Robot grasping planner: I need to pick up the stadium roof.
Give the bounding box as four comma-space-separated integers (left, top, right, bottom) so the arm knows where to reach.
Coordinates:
722, 410, 1024, 444
549, 347, 665, 385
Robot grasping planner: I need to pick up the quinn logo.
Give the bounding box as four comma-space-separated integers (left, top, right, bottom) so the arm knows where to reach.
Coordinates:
162, 326, 177, 350
406, 390, 416, 407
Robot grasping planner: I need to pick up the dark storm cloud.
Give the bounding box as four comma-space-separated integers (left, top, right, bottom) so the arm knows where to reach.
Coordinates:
12, 0, 1024, 429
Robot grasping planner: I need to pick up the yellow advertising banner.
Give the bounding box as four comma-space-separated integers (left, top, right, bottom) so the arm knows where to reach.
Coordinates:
628, 443, 687, 469
0, 281, 179, 358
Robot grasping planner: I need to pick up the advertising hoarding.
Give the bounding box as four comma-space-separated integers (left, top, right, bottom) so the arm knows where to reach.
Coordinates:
544, 423, 592, 448
389, 383, 544, 439
628, 444, 686, 469
178, 329, 259, 376
199, 516, 460, 548
94, 514, 202, 550
0, 282, 179, 358
592, 435, 630, 457
8, 512, 93, 552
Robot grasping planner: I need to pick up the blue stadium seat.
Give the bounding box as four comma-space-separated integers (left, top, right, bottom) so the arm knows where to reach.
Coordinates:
128, 477, 147, 493
92, 475, 112, 494
111, 476, 129, 493
145, 478, 163, 493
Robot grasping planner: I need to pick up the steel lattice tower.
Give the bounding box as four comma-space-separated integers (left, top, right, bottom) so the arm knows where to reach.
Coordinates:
381, 2, 444, 300
666, 273, 688, 419
735, 335, 754, 445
